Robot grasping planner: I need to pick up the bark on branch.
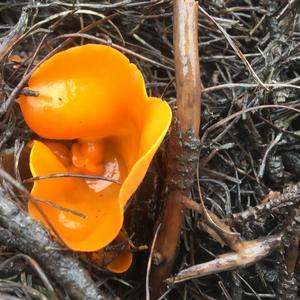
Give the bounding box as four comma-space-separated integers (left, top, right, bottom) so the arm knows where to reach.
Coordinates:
166, 233, 282, 284
150, 0, 201, 298
0, 188, 112, 300
173, 0, 201, 134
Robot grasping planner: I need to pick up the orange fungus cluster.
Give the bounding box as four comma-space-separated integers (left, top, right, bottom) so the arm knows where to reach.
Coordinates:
18, 44, 172, 272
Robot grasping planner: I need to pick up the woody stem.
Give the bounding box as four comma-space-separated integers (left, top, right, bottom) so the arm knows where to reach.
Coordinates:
150, 0, 201, 298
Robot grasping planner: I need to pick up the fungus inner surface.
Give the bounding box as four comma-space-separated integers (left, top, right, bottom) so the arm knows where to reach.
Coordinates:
29, 139, 128, 251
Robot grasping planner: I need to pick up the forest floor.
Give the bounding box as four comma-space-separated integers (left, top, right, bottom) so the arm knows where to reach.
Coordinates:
0, 1, 300, 299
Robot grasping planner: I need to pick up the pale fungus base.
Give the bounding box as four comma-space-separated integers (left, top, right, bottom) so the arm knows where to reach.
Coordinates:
18, 44, 172, 270
89, 231, 133, 273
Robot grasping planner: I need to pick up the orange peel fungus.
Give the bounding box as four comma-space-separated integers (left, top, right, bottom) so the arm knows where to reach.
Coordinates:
18, 44, 172, 268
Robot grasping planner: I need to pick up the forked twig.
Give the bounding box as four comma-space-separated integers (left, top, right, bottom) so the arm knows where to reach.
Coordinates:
166, 233, 282, 284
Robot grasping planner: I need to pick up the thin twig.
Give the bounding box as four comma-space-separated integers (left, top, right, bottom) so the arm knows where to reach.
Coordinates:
0, 169, 86, 219
19, 89, 39, 97
202, 82, 300, 93
226, 187, 300, 226
24, 173, 120, 185
146, 224, 161, 300
181, 196, 242, 251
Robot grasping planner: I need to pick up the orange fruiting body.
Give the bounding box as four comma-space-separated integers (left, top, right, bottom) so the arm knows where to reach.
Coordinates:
18, 44, 172, 258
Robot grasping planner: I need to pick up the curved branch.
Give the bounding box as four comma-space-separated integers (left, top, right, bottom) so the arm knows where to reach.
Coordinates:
0, 188, 113, 300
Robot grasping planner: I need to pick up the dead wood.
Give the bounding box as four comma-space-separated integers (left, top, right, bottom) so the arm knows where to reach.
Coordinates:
0, 187, 113, 300
227, 187, 300, 226
167, 233, 282, 284
181, 197, 242, 251
0, 8, 28, 62
149, 0, 201, 298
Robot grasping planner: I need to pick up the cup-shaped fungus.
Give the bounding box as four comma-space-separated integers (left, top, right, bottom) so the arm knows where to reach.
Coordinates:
18, 44, 172, 253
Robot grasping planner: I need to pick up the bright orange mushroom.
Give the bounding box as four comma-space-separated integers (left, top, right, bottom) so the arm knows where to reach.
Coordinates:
18, 44, 172, 253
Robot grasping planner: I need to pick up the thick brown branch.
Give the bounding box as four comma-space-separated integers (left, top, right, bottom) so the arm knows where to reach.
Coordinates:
150, 0, 201, 298
174, 1, 201, 134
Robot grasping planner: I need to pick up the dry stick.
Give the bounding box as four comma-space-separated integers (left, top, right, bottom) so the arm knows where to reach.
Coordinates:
182, 188, 300, 254
0, 169, 86, 219
178, 193, 300, 286
226, 190, 300, 226
0, 189, 112, 300
150, 1, 201, 298
173, 2, 201, 133
181, 197, 242, 252
146, 224, 161, 300
166, 233, 282, 284
0, 8, 28, 61
18, 89, 39, 97
0, 169, 76, 247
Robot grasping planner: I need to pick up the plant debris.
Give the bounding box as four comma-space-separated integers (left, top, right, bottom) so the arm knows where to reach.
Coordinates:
0, 0, 300, 299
